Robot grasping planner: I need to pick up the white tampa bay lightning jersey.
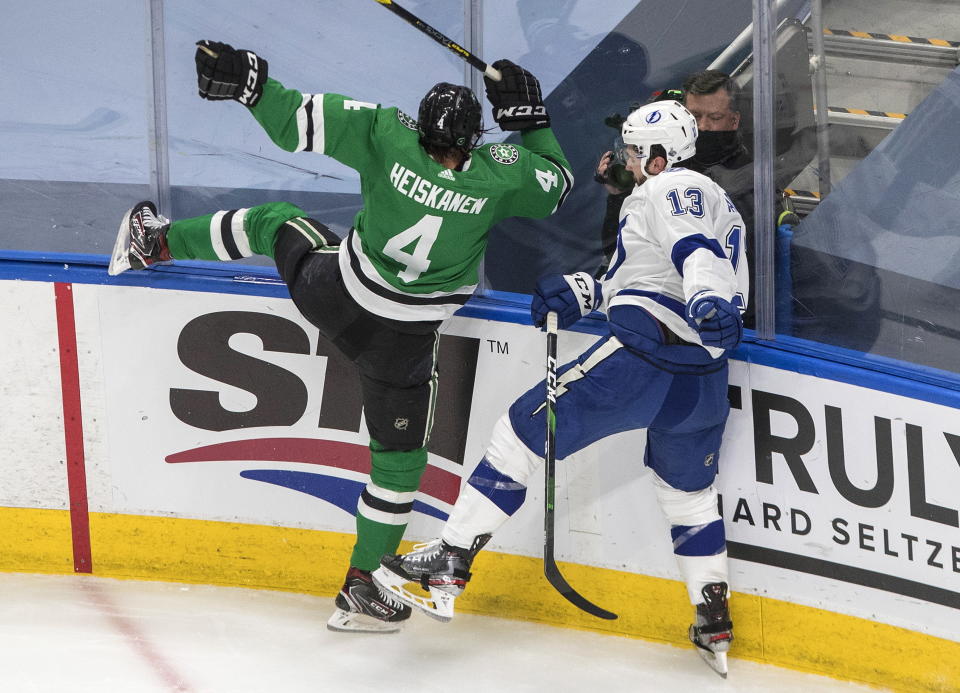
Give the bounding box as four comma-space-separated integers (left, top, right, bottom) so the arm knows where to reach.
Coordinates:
601, 166, 749, 358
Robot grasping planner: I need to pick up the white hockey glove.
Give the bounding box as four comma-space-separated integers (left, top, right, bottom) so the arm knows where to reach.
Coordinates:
531, 272, 601, 329
195, 40, 268, 107
685, 291, 743, 350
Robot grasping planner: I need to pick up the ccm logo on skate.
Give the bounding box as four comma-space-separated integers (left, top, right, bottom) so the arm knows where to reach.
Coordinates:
162, 311, 480, 521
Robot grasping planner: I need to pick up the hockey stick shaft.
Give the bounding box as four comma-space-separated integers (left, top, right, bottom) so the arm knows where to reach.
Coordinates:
373, 0, 502, 81
543, 312, 618, 621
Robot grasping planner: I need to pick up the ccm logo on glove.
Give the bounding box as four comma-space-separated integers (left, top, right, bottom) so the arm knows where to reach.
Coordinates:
240, 52, 262, 106
494, 105, 548, 120
531, 272, 602, 329
570, 272, 596, 312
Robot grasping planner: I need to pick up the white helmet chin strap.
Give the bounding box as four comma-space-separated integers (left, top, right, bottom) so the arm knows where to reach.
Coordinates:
637, 156, 651, 177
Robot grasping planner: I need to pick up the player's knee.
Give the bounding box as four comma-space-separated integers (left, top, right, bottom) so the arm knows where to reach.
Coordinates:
484, 413, 542, 484
505, 393, 548, 458
280, 215, 339, 248
652, 472, 720, 527
371, 430, 425, 451
274, 225, 311, 282
369, 446, 428, 492
364, 393, 431, 451
273, 216, 336, 284
361, 372, 437, 449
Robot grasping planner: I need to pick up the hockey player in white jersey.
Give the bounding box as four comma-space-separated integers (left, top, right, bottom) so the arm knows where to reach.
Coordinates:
374, 100, 746, 677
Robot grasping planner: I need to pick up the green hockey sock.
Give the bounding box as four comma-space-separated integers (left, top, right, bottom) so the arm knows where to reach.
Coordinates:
348, 443, 429, 571
351, 516, 408, 572
166, 201, 308, 261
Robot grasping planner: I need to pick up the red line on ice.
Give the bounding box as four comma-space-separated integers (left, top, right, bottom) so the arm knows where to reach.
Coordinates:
80, 579, 195, 692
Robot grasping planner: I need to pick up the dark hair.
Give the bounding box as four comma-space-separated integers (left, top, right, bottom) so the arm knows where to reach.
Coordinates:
682, 69, 741, 114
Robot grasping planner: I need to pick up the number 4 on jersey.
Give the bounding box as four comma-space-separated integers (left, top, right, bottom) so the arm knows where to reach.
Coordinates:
383, 214, 442, 282
535, 168, 558, 192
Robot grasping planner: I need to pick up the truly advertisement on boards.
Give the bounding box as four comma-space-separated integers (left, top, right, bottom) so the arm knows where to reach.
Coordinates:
720, 361, 959, 638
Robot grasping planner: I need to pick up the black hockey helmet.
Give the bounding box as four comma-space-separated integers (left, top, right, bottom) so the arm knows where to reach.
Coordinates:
417, 82, 483, 153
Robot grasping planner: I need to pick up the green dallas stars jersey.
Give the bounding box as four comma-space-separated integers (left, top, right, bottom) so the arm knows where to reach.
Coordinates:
249, 78, 572, 321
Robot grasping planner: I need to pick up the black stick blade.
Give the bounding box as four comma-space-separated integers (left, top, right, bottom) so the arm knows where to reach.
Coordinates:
544, 562, 618, 620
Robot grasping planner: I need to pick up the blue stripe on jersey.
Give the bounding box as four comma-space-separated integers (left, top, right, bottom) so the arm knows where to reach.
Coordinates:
670, 519, 726, 556
615, 289, 685, 318
467, 457, 527, 516
670, 234, 726, 276
603, 217, 629, 281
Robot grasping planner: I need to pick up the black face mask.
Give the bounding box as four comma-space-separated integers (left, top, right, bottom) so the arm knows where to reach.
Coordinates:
692, 129, 742, 166
607, 162, 636, 189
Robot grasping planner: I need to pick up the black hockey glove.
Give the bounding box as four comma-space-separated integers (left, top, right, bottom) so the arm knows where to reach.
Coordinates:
195, 40, 268, 107
484, 59, 550, 132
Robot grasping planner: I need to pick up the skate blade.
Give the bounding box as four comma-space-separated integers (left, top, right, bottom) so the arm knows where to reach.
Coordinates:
326, 608, 402, 634
372, 566, 455, 623
695, 647, 728, 678
108, 207, 134, 276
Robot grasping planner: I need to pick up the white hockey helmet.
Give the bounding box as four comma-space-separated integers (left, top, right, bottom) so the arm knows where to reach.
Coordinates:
620, 100, 698, 167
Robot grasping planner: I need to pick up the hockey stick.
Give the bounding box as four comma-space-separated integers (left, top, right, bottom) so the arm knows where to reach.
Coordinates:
543, 311, 618, 620
373, 0, 502, 81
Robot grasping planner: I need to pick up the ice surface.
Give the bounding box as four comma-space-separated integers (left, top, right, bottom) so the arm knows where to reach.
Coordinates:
0, 572, 885, 693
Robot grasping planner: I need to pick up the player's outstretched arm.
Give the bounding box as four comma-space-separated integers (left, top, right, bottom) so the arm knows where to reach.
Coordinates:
194, 40, 319, 154
480, 59, 573, 216
195, 40, 268, 107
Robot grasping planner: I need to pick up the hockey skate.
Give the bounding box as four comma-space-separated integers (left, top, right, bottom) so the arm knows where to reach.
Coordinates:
108, 201, 171, 276
372, 534, 490, 622
326, 567, 411, 634
688, 582, 734, 678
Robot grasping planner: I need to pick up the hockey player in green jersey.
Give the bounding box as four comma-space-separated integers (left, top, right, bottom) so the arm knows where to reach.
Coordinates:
108, 40, 572, 633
